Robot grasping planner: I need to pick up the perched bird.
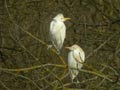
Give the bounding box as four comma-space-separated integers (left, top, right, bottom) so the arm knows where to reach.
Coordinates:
65, 44, 85, 82
49, 13, 70, 53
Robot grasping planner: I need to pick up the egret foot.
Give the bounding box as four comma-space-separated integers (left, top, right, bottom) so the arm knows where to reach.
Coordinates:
76, 79, 80, 84
71, 78, 80, 84
47, 45, 52, 50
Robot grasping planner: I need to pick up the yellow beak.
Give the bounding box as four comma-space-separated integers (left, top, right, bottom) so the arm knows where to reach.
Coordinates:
63, 18, 71, 21
65, 47, 71, 50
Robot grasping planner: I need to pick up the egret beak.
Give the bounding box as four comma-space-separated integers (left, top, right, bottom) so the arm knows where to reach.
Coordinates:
63, 18, 71, 21
65, 47, 71, 50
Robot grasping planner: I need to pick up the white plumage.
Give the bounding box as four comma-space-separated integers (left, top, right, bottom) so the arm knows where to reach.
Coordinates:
65, 44, 85, 82
49, 13, 70, 52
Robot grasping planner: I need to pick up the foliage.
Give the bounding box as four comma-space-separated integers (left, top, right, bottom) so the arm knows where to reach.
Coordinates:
0, 0, 120, 90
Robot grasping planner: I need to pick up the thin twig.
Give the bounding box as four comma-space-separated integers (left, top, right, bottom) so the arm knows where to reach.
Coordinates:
0, 80, 11, 90
0, 63, 65, 72
2, 71, 42, 90
86, 32, 119, 59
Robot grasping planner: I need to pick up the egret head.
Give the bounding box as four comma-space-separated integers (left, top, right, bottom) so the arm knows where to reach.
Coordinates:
65, 44, 79, 51
54, 13, 71, 22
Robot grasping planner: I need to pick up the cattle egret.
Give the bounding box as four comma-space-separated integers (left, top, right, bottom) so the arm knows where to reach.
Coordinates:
49, 13, 70, 53
65, 44, 85, 82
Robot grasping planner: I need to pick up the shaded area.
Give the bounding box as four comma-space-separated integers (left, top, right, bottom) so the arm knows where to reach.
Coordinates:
0, 0, 120, 90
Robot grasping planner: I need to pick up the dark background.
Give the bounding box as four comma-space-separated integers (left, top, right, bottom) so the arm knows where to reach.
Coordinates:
0, 0, 120, 90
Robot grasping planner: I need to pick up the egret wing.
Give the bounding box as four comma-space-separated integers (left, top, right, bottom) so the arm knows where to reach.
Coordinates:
49, 20, 65, 50
72, 49, 85, 68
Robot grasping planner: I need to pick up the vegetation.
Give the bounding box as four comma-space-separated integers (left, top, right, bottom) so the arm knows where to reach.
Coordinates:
0, 0, 120, 90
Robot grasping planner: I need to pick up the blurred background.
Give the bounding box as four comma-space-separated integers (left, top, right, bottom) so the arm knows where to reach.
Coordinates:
0, 0, 120, 90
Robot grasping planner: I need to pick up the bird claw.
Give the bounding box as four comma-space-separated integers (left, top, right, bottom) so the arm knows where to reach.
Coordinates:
47, 45, 52, 50
57, 50, 60, 55
76, 79, 80, 83
47, 45, 61, 54
71, 78, 80, 84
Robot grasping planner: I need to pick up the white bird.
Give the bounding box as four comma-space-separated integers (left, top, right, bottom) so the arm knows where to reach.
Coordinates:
49, 13, 70, 53
65, 44, 85, 82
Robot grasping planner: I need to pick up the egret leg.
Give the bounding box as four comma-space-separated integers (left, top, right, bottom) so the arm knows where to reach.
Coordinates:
75, 78, 81, 88
57, 50, 60, 54
71, 79, 74, 83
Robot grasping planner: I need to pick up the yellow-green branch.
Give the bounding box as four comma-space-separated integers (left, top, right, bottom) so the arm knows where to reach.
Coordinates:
0, 64, 66, 72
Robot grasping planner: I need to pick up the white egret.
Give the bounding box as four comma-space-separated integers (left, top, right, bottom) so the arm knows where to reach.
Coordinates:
65, 44, 85, 82
49, 13, 70, 53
